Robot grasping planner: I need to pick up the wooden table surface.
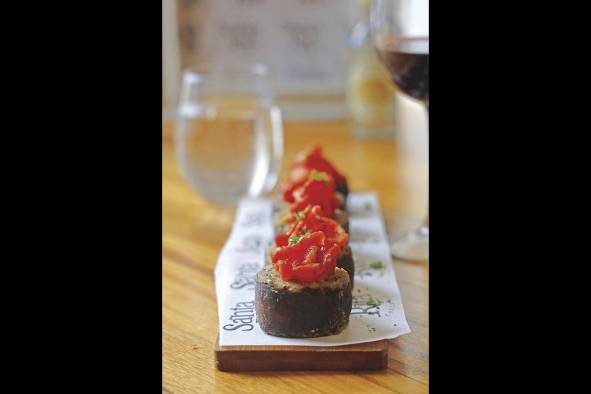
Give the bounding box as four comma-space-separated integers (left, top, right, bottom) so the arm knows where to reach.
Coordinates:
163, 119, 429, 393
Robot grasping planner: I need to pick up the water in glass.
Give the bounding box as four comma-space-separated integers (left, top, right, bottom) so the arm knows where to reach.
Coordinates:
175, 65, 283, 205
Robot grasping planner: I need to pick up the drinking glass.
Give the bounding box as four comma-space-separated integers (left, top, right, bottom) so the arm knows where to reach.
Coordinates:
175, 64, 283, 205
370, 0, 429, 261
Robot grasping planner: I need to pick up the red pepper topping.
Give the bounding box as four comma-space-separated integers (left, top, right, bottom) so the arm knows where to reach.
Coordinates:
295, 145, 346, 184
276, 205, 348, 249
272, 231, 340, 283
282, 166, 309, 203
282, 145, 347, 203
289, 170, 340, 217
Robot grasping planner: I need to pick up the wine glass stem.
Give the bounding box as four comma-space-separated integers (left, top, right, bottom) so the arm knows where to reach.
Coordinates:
421, 102, 429, 233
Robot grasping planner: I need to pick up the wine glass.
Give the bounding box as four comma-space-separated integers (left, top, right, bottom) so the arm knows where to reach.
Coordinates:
370, 0, 429, 261
175, 64, 283, 205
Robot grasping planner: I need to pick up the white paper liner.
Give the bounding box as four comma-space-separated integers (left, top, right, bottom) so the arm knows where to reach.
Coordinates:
215, 192, 411, 346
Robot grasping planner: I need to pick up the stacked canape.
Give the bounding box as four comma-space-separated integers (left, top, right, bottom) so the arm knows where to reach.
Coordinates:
282, 145, 349, 203
255, 146, 355, 338
280, 145, 349, 230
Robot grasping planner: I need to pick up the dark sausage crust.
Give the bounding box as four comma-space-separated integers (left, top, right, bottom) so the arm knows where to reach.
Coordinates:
336, 192, 347, 210
336, 181, 349, 200
337, 245, 355, 287
334, 209, 349, 233
255, 266, 352, 338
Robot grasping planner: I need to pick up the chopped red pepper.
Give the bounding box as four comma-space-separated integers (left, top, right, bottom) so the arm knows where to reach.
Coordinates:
272, 231, 340, 283
294, 145, 346, 184
289, 171, 340, 217
276, 205, 348, 248
275, 233, 290, 247
282, 166, 309, 203
282, 145, 347, 203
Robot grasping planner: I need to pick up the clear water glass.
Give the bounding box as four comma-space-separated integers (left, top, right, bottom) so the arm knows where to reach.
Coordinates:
175, 64, 283, 205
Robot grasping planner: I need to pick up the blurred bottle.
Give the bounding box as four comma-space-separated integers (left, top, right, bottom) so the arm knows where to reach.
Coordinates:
347, 0, 397, 139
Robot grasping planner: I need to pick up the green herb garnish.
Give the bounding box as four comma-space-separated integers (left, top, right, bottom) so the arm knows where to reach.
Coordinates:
295, 211, 305, 220
367, 296, 378, 306
288, 234, 301, 245
369, 261, 384, 269
310, 169, 330, 183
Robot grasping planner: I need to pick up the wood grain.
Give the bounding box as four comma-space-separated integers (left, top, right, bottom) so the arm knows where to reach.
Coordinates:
163, 119, 429, 393
215, 338, 389, 372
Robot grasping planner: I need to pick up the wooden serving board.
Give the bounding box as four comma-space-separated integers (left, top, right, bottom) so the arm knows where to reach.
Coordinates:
215, 336, 389, 371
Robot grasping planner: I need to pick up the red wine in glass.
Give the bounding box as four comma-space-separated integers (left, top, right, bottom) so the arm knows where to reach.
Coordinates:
376, 37, 429, 104
375, 34, 429, 262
